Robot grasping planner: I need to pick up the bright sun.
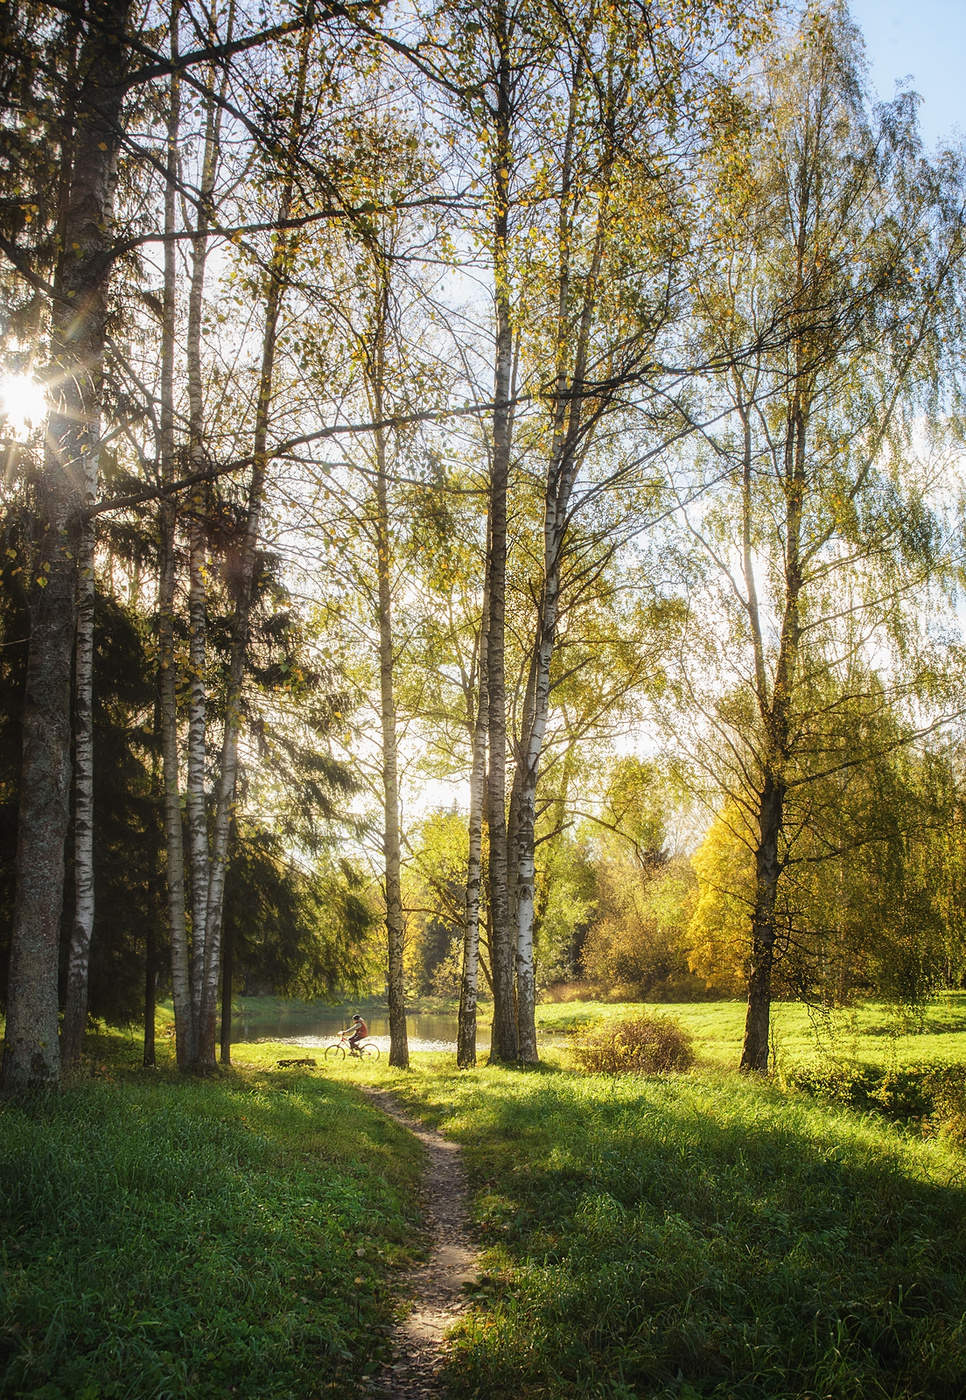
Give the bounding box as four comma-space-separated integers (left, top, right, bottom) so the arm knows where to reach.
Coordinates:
0, 372, 48, 437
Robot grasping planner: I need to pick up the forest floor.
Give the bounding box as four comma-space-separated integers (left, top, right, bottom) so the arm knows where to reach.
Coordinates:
360, 1088, 479, 1400
5, 1003, 966, 1398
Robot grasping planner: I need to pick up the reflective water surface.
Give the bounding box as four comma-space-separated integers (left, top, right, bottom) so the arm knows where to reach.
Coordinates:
231, 1008, 490, 1054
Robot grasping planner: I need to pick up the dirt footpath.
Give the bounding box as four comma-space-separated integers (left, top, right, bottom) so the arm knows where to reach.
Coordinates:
361, 1089, 479, 1399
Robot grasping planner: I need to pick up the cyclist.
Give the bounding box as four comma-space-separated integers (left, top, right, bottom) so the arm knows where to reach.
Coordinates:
345, 1013, 368, 1056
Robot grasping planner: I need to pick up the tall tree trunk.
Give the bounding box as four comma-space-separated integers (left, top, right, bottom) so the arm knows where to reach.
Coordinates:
369, 268, 410, 1070
504, 44, 610, 1063
376, 471, 408, 1070
143, 923, 157, 1068
1, 0, 131, 1093
61, 511, 97, 1070
504, 49, 584, 1069
738, 387, 805, 1073
511, 617, 555, 1063
59, 7, 99, 1061
740, 774, 785, 1072
160, 476, 193, 1068
194, 15, 309, 1069
220, 918, 233, 1065
184, 41, 227, 1049
57, 8, 108, 1061
185, 493, 209, 1040
508, 242, 605, 1065
486, 6, 518, 1063
458, 577, 489, 1069
157, 1, 194, 1068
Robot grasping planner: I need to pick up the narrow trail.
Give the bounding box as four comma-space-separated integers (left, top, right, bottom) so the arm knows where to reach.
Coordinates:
361, 1089, 479, 1400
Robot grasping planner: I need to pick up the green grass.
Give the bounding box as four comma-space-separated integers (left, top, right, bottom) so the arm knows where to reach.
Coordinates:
4, 997, 966, 1399
378, 1060, 966, 1399
536, 992, 966, 1071
0, 1037, 424, 1400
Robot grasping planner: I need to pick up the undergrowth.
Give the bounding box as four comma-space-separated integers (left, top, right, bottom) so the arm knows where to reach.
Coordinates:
0, 1044, 423, 1400
382, 1061, 966, 1400
569, 1012, 695, 1074
787, 1060, 966, 1145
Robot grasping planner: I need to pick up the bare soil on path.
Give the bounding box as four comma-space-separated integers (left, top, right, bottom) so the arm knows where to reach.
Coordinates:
361, 1088, 479, 1400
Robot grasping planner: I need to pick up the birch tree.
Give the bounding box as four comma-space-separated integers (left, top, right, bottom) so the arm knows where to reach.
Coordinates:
156, 0, 192, 1068
191, 14, 320, 1070
430, 0, 550, 1062
0, 0, 367, 1086
369, 246, 411, 1069
675, 5, 966, 1072
492, 0, 767, 1059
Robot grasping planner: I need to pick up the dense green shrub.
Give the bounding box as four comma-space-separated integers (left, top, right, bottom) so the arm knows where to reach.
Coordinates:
569, 1011, 694, 1074
787, 1060, 966, 1140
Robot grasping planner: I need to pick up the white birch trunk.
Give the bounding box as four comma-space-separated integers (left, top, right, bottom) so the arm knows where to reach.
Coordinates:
509, 91, 611, 1061
457, 576, 489, 1069
486, 6, 518, 1063
157, 5, 194, 1068
184, 62, 224, 1040
369, 281, 410, 1070
196, 17, 308, 1068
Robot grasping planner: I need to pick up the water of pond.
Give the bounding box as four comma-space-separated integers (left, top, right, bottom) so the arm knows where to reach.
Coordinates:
231, 1008, 490, 1055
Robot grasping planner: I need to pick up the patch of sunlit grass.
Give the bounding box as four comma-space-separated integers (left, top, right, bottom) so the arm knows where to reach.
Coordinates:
535, 993, 966, 1071
380, 1061, 966, 1399
1, 1035, 424, 1399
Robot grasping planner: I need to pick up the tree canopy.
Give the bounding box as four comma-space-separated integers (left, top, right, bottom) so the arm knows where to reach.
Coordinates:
1, 0, 965, 1086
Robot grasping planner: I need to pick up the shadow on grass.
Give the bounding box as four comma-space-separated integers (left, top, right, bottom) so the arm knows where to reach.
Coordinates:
395, 1069, 966, 1400
0, 1057, 426, 1400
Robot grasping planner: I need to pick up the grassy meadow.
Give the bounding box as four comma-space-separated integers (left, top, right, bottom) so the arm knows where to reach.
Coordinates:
535, 993, 966, 1071
3, 997, 966, 1398
376, 1059, 966, 1399
0, 1038, 424, 1400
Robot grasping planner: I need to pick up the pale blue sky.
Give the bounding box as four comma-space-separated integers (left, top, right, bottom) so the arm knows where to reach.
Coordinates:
848, 0, 964, 148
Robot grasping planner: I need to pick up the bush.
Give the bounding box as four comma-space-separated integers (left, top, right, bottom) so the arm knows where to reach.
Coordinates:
787, 1060, 966, 1140
569, 1012, 695, 1075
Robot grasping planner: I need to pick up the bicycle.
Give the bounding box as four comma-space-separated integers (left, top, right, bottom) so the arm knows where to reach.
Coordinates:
324, 1032, 380, 1063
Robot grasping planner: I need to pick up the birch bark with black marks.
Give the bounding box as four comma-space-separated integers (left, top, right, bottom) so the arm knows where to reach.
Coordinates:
220, 917, 234, 1065
194, 16, 312, 1069
508, 43, 611, 1064
739, 381, 805, 1072
157, 2, 193, 1068
486, 0, 518, 1063
373, 357, 409, 1070
457, 571, 489, 1069
184, 24, 232, 1052
736, 54, 812, 1071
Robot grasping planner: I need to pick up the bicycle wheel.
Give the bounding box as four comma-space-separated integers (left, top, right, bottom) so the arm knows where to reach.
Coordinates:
324, 1043, 346, 1062
359, 1041, 380, 1062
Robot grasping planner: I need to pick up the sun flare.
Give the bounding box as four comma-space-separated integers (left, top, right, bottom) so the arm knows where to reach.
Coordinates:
0, 372, 48, 437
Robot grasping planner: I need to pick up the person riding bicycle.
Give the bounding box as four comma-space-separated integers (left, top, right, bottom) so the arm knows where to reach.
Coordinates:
345, 1013, 367, 1056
